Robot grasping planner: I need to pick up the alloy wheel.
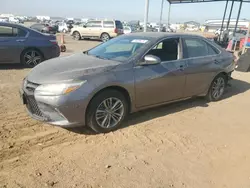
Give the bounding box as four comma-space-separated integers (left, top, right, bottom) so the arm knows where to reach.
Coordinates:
211, 77, 225, 100
101, 34, 110, 42
73, 32, 80, 40
24, 51, 42, 67
95, 97, 124, 129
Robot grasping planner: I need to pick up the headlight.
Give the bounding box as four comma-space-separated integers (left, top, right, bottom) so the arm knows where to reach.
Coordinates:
35, 81, 86, 96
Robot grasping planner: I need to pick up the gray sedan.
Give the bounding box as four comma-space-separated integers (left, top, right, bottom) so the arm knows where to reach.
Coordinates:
20, 33, 235, 133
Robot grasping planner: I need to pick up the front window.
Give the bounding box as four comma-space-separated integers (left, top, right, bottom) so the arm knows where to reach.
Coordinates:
87, 36, 151, 62
147, 38, 180, 61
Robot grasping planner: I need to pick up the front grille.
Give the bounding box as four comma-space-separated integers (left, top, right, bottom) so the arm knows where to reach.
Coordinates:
25, 95, 46, 119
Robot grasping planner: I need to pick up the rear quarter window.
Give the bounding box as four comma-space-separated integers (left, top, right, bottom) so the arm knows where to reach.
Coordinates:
13, 28, 27, 37
103, 21, 114, 28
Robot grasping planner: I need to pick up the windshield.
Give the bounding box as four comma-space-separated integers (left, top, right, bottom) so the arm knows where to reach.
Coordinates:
87, 36, 151, 62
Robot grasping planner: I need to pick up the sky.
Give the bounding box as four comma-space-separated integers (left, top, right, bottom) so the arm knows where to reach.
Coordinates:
0, 0, 249, 23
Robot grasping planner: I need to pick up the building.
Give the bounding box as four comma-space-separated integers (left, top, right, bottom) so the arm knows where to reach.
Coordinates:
0, 14, 14, 18
36, 16, 51, 21
204, 18, 250, 32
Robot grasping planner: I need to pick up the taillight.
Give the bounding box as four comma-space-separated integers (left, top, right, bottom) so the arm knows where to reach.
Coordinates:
49, 39, 58, 45
114, 28, 118, 33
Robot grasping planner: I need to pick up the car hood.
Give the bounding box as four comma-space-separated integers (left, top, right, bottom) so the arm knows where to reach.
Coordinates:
27, 53, 121, 84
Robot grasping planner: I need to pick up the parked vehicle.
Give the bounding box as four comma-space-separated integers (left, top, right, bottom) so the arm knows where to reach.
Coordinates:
123, 26, 132, 34
0, 17, 9, 22
9, 17, 19, 24
20, 32, 235, 133
138, 26, 158, 32
0, 22, 60, 67
58, 22, 69, 33
30, 23, 57, 34
185, 27, 199, 31
154, 25, 166, 32
71, 19, 124, 42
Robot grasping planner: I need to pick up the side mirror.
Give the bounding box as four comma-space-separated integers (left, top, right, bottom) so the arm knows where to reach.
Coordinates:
141, 55, 161, 65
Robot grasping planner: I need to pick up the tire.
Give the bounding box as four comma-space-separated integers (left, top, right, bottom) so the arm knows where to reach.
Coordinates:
73, 31, 81, 40
21, 49, 44, 68
206, 74, 227, 102
101, 33, 110, 42
86, 89, 128, 133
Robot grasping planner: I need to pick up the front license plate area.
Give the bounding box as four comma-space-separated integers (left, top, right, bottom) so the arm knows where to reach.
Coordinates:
22, 94, 27, 105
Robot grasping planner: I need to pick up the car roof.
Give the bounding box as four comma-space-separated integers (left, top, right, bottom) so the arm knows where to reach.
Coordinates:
126, 32, 206, 39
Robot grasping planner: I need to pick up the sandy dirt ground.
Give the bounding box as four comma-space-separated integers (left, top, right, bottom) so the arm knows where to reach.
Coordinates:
1, 35, 250, 188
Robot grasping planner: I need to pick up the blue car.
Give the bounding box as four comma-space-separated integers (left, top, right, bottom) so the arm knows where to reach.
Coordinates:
0, 22, 60, 67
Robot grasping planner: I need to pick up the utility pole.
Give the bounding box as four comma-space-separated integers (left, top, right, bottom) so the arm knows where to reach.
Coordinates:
144, 0, 149, 32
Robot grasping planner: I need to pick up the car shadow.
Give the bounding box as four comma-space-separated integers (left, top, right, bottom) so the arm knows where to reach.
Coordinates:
65, 78, 250, 135
0, 63, 28, 70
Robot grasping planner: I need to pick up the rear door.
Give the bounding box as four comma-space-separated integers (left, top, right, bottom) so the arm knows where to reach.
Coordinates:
84, 21, 102, 37
103, 21, 115, 35
181, 37, 220, 97
0, 25, 28, 63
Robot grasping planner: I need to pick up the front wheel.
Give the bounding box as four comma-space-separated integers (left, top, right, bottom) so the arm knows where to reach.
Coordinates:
206, 74, 227, 101
86, 90, 128, 133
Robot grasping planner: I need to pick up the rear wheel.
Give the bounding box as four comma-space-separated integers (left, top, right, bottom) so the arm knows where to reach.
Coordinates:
21, 49, 43, 68
206, 74, 227, 101
101, 33, 110, 42
86, 90, 128, 133
73, 31, 81, 40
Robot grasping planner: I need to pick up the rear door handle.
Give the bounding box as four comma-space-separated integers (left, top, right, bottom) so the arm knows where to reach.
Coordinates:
214, 59, 219, 64
16, 39, 25, 42
179, 64, 186, 71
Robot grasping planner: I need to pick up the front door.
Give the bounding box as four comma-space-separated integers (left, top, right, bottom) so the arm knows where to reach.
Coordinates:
134, 38, 187, 108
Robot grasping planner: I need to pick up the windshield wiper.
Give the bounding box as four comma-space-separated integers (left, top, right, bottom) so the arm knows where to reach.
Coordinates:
94, 55, 110, 60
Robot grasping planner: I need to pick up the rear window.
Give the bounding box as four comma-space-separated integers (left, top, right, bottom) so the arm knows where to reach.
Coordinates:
0, 26, 27, 37
13, 28, 27, 37
115, 21, 123, 29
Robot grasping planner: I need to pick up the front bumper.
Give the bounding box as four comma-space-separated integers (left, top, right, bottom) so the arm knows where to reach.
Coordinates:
20, 82, 88, 128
